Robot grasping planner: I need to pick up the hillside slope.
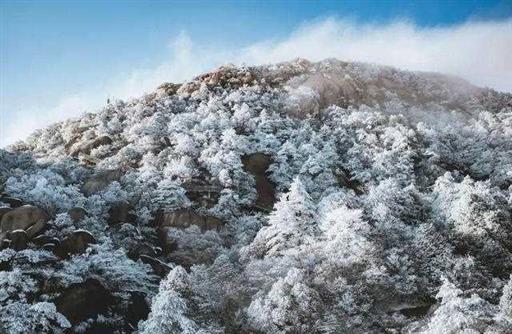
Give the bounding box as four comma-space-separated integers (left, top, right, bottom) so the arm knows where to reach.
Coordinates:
1, 59, 512, 333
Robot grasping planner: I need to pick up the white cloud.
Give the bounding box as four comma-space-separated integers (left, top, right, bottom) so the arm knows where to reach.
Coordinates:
237, 18, 512, 92
1, 94, 95, 147
3, 17, 512, 146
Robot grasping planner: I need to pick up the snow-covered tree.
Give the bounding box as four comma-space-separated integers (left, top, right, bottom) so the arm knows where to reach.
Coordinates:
244, 177, 318, 258
247, 268, 321, 334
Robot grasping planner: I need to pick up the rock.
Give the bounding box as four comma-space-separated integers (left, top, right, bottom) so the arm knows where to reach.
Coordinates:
81, 169, 122, 196
70, 135, 113, 157
177, 65, 256, 97
32, 235, 60, 247
153, 247, 163, 256
9, 229, 28, 251
242, 153, 276, 211
108, 200, 131, 225
205, 216, 223, 230
55, 278, 114, 325
0, 196, 23, 208
155, 82, 182, 97
0, 206, 11, 221
127, 242, 157, 260
155, 209, 223, 253
380, 296, 436, 318
127, 291, 150, 327
68, 207, 88, 223
0, 238, 11, 250
184, 183, 222, 208
155, 209, 223, 232
25, 219, 46, 239
0, 205, 49, 240
42, 243, 57, 252
139, 255, 171, 277
55, 230, 95, 258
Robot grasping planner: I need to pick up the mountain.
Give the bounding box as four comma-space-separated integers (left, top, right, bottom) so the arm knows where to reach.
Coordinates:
1, 59, 511, 333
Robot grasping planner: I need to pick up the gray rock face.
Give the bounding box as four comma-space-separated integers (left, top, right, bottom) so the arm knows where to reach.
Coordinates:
139, 255, 171, 277
242, 153, 276, 211
155, 209, 223, 253
9, 230, 28, 251
155, 209, 223, 231
0, 205, 48, 240
127, 242, 159, 260
0, 207, 11, 221
108, 200, 131, 225
32, 235, 60, 247
55, 230, 95, 258
0, 196, 23, 208
55, 279, 114, 325
185, 183, 222, 208
68, 207, 88, 223
25, 219, 46, 239
81, 169, 123, 196
127, 291, 151, 328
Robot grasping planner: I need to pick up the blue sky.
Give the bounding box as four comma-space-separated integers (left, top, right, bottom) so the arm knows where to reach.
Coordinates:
1, 0, 512, 146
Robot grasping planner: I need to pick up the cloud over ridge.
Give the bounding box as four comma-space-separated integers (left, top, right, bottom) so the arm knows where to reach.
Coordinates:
3, 17, 512, 146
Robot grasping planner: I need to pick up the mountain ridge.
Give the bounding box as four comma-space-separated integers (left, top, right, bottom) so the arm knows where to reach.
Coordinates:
0, 59, 511, 333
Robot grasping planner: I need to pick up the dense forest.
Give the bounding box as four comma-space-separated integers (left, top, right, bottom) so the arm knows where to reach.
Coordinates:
1, 59, 511, 333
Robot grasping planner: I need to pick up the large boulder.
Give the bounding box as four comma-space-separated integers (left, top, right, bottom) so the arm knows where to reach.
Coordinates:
126, 242, 159, 260
55, 230, 95, 258
25, 220, 46, 239
155, 209, 223, 231
9, 230, 28, 251
81, 169, 122, 196
126, 291, 151, 327
70, 135, 112, 157
242, 153, 276, 211
184, 184, 222, 208
0, 206, 11, 221
0, 196, 23, 208
32, 235, 60, 247
55, 278, 114, 325
139, 255, 171, 277
68, 207, 88, 223
155, 209, 223, 253
108, 200, 132, 225
0, 205, 48, 240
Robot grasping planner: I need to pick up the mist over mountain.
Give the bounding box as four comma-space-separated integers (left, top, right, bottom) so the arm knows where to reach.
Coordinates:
1, 59, 511, 333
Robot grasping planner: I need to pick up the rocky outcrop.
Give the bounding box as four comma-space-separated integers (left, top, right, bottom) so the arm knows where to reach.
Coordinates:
9, 230, 28, 251
126, 242, 161, 260
55, 230, 95, 258
0, 206, 11, 221
32, 235, 60, 248
81, 169, 123, 196
155, 82, 182, 97
0, 204, 48, 240
127, 291, 150, 327
184, 183, 222, 208
155, 209, 223, 253
155, 209, 223, 231
25, 219, 46, 239
108, 200, 133, 225
70, 135, 113, 157
139, 255, 171, 277
242, 153, 276, 211
178, 65, 257, 97
68, 207, 88, 223
55, 279, 114, 325
0, 195, 23, 208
